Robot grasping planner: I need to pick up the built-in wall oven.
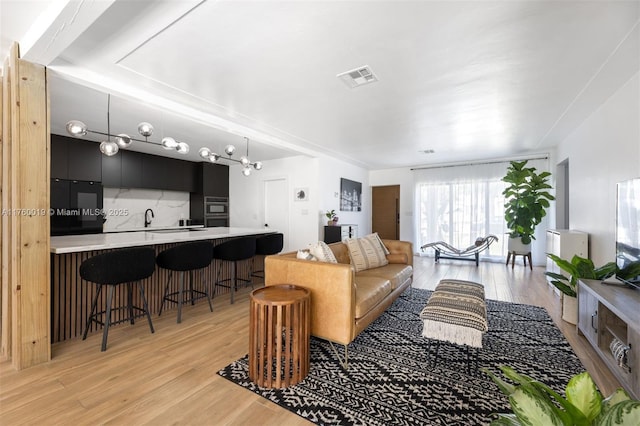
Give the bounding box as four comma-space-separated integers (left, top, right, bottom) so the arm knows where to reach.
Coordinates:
204, 196, 229, 227
51, 179, 104, 235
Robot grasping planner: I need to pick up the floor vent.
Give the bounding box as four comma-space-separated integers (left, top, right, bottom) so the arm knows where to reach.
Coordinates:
337, 65, 379, 88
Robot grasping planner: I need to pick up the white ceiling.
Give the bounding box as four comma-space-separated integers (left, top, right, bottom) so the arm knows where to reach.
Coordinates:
1, 0, 639, 169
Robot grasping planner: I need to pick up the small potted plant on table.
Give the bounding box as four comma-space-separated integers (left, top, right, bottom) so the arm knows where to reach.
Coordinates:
325, 209, 339, 226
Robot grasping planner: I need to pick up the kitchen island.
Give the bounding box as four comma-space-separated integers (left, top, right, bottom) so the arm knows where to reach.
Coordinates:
50, 227, 276, 342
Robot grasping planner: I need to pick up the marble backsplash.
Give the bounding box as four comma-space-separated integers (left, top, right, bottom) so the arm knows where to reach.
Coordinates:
103, 188, 190, 232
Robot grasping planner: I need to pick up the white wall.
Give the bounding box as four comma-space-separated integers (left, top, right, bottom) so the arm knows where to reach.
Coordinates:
556, 72, 640, 266
229, 155, 320, 251
229, 154, 371, 251
317, 156, 370, 240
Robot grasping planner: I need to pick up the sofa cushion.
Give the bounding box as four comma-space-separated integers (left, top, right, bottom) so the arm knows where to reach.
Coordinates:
309, 241, 338, 263
354, 276, 392, 319
356, 264, 413, 290
346, 235, 389, 272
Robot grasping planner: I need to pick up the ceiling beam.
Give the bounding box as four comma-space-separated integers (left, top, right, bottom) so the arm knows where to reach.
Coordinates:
18, 0, 116, 66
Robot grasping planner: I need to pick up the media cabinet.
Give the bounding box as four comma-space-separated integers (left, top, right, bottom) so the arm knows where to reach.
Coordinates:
577, 279, 640, 398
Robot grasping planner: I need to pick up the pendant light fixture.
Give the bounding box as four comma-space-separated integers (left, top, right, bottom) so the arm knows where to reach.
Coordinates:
65, 94, 190, 156
198, 137, 263, 176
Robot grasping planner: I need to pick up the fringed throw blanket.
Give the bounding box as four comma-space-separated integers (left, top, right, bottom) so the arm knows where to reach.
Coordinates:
420, 279, 487, 348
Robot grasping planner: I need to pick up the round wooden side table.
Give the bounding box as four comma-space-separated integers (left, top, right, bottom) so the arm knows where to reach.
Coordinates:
248, 284, 311, 388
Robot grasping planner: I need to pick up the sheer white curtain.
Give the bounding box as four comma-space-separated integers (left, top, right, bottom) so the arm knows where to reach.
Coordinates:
414, 158, 549, 262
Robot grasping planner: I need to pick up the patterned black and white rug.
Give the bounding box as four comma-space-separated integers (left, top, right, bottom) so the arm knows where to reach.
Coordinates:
218, 288, 585, 425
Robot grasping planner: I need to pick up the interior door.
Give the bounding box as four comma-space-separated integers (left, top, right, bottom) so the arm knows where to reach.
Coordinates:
372, 185, 400, 240
264, 178, 289, 251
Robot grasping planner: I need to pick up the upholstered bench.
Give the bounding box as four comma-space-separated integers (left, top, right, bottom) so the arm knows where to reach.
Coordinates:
420, 279, 488, 372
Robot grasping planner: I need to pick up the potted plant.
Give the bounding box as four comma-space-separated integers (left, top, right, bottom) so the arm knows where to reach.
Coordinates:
545, 254, 616, 324
502, 160, 555, 254
325, 209, 339, 226
483, 365, 640, 425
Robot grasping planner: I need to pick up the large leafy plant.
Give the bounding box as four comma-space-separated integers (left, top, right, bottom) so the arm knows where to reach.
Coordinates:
502, 160, 555, 245
545, 254, 617, 298
484, 365, 640, 425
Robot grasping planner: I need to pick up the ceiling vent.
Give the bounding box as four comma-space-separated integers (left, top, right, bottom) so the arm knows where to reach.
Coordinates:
337, 65, 379, 88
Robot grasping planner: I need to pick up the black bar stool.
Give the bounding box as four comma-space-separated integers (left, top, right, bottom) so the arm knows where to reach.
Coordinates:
157, 241, 214, 323
80, 247, 156, 351
252, 233, 284, 279
213, 236, 256, 304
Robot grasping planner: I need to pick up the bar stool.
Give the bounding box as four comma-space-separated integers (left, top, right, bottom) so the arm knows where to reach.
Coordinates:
157, 241, 214, 323
252, 233, 284, 280
80, 247, 156, 351
213, 236, 256, 304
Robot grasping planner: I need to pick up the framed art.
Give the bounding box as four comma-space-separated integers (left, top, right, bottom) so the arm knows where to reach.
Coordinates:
294, 187, 309, 201
340, 178, 362, 211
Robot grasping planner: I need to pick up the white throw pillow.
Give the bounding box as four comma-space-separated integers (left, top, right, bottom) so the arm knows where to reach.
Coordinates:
296, 250, 318, 261
308, 241, 338, 263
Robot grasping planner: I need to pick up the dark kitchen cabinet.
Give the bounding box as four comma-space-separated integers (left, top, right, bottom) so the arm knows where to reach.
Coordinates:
51, 136, 69, 179
101, 154, 121, 187
141, 153, 195, 192
190, 162, 229, 223
121, 151, 143, 188
202, 162, 229, 197
51, 134, 101, 182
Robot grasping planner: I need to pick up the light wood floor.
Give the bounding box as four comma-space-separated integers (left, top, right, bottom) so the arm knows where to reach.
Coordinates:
0, 257, 620, 425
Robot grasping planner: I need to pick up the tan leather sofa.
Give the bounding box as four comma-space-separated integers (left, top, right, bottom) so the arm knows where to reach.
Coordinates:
264, 239, 413, 365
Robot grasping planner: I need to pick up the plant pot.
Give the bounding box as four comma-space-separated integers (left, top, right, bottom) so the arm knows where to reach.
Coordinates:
562, 294, 578, 325
507, 237, 531, 254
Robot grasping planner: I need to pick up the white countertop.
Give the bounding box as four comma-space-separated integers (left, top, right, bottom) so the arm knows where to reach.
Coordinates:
103, 225, 205, 233
50, 227, 274, 254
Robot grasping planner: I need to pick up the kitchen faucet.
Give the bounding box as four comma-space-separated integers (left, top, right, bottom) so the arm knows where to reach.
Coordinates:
144, 208, 154, 228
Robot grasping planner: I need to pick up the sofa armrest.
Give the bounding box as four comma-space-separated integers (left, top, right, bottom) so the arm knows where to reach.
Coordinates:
265, 255, 356, 345
382, 239, 413, 267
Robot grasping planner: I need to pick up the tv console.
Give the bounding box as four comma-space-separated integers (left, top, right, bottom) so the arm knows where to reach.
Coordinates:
577, 279, 640, 398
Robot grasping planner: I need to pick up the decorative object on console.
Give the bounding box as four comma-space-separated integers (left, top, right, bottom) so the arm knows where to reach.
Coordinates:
340, 178, 362, 211
502, 160, 555, 252
66, 94, 190, 157
325, 209, 338, 225
198, 137, 263, 176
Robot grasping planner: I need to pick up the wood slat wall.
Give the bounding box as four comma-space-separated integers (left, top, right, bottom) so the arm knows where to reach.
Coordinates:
51, 239, 263, 343
0, 42, 51, 369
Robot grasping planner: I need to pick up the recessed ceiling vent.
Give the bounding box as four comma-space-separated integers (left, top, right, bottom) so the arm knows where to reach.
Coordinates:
337, 65, 379, 88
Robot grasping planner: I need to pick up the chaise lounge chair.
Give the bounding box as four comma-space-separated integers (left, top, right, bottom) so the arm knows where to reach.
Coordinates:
420, 235, 498, 266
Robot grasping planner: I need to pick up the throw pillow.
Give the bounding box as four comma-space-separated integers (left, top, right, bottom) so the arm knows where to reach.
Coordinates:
308, 241, 338, 263
346, 235, 389, 272
363, 232, 390, 255
296, 250, 318, 261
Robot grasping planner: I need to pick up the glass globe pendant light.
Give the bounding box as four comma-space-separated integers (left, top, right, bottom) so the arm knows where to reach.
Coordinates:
115, 133, 132, 148
66, 120, 87, 137
161, 137, 178, 150
100, 140, 119, 156
176, 142, 189, 154
198, 147, 211, 158
138, 122, 154, 138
